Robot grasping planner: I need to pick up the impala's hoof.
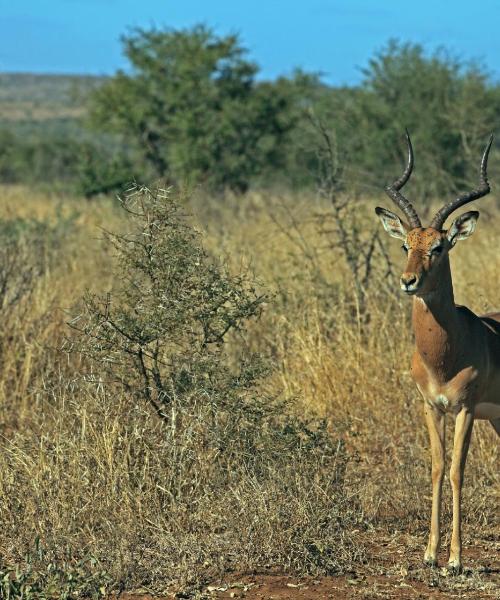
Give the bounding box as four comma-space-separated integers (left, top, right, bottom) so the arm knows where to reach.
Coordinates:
424, 557, 438, 568
447, 561, 462, 575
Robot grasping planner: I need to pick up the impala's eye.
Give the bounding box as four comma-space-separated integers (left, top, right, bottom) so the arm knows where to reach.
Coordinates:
402, 244, 408, 253
431, 246, 443, 255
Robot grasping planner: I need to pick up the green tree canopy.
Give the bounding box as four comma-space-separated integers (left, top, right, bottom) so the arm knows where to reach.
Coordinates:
2, 36, 499, 201
357, 41, 499, 199
282, 41, 500, 203
88, 25, 297, 192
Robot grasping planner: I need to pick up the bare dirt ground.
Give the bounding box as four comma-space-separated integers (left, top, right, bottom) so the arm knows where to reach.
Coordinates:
210, 535, 499, 600
118, 529, 499, 599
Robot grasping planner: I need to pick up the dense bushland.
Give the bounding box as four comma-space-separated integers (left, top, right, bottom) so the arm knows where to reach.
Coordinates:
81, 34, 500, 196
2, 31, 500, 197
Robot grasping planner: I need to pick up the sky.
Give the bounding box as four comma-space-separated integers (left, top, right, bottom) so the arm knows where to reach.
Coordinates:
2, 0, 500, 85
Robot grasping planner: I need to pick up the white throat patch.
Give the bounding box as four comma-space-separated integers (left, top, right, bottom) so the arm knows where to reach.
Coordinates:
435, 394, 449, 409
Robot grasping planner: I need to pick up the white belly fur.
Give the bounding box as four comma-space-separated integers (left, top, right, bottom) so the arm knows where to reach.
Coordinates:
474, 402, 500, 420
427, 394, 500, 419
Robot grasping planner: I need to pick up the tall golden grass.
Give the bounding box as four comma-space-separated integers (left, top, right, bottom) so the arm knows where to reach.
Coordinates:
0, 184, 498, 596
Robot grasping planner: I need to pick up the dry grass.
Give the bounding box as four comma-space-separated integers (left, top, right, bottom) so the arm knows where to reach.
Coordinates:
0, 184, 498, 598
207, 190, 500, 511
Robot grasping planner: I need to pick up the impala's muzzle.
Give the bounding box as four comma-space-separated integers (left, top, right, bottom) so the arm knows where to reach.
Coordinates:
400, 272, 420, 294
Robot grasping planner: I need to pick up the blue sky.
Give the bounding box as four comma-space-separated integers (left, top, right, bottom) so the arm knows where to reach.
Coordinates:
2, 0, 500, 85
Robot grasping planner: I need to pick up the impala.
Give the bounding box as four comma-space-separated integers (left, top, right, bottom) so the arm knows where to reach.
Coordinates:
375, 132, 500, 572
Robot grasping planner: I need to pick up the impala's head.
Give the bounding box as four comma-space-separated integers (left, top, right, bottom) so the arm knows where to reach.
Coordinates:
375, 131, 492, 296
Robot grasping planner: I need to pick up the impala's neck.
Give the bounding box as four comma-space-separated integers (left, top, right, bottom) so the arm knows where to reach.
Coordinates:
412, 257, 460, 374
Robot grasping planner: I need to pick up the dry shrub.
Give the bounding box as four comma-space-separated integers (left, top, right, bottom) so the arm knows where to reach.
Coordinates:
0, 186, 363, 596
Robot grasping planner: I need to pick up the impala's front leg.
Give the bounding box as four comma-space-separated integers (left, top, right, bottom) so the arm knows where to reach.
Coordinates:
448, 407, 474, 572
423, 404, 445, 567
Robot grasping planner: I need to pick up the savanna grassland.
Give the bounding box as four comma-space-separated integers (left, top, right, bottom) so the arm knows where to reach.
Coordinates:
0, 183, 498, 600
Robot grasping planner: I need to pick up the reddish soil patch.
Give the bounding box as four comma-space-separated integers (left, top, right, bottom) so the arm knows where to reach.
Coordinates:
210, 570, 496, 600
211, 533, 499, 599
117, 532, 500, 599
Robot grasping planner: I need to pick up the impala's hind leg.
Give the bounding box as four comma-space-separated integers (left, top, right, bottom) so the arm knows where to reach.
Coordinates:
490, 419, 500, 437
423, 405, 445, 567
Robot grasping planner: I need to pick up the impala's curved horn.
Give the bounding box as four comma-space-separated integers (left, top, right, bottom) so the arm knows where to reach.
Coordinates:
431, 134, 494, 230
385, 130, 421, 229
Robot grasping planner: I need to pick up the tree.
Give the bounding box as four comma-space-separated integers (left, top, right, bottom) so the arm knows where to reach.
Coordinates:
288, 41, 500, 202
88, 26, 297, 192
349, 42, 499, 200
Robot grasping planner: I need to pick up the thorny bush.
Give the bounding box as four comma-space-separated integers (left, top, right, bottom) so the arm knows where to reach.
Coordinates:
68, 185, 267, 419
56, 185, 364, 592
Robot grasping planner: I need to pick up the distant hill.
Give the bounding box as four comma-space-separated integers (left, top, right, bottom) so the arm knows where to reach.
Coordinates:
0, 72, 105, 122
0, 73, 124, 191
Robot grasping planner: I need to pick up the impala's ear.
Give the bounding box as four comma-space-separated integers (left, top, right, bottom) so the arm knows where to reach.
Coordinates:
375, 207, 409, 240
446, 211, 479, 246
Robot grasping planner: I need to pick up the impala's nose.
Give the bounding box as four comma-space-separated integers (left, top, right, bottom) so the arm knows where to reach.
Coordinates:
400, 273, 419, 293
